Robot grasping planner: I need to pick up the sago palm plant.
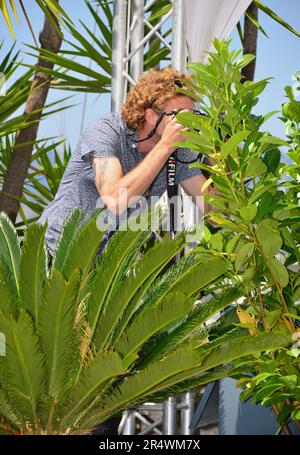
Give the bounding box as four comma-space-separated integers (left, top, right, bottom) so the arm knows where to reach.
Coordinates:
0, 208, 292, 434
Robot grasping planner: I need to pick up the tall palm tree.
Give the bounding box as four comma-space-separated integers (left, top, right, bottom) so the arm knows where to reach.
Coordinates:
0, 8, 62, 222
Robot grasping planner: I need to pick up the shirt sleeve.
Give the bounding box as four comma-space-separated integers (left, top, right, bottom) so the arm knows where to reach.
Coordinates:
175, 147, 203, 184
79, 117, 121, 162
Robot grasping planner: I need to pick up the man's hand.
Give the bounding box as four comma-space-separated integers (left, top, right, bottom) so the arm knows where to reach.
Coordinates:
159, 111, 189, 153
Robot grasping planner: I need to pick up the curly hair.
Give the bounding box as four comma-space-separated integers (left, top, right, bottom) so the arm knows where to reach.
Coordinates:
121, 67, 192, 129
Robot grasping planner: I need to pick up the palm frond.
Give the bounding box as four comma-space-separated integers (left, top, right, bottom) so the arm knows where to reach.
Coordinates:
171, 256, 228, 296
245, 9, 268, 38
196, 325, 292, 374
0, 213, 20, 295
0, 389, 24, 429
254, 0, 300, 38
59, 211, 104, 282
0, 0, 19, 38
52, 209, 83, 272
0, 310, 46, 431
19, 223, 48, 322
38, 269, 80, 400
98, 233, 186, 349
148, 362, 252, 402
142, 325, 292, 399
0, 262, 17, 316
134, 255, 227, 323
77, 348, 200, 429
86, 226, 152, 348
130, 252, 202, 321
138, 283, 246, 368
116, 291, 193, 365
59, 351, 125, 432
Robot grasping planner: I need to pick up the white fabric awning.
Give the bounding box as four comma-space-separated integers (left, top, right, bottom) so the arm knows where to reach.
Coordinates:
184, 0, 252, 62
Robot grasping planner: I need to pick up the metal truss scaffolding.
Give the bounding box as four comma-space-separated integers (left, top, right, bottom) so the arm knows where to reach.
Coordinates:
111, 0, 186, 112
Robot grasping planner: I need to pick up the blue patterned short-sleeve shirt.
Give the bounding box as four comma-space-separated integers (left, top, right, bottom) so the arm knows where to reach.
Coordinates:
38, 112, 202, 254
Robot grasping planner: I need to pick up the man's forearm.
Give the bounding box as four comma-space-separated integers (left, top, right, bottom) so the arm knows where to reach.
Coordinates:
109, 142, 171, 213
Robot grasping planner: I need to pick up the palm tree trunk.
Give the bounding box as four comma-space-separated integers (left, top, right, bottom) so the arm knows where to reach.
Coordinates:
0, 11, 62, 223
241, 2, 258, 82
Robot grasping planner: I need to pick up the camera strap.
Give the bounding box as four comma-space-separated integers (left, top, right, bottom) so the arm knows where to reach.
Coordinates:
167, 153, 178, 233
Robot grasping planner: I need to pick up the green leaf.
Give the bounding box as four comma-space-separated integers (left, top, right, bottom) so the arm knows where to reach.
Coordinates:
269, 257, 289, 288
170, 256, 228, 296
263, 149, 281, 174
245, 157, 267, 177
293, 287, 300, 302
0, 262, 17, 316
253, 383, 284, 403
236, 54, 256, 69
240, 205, 257, 222
264, 310, 282, 330
255, 220, 282, 258
84, 225, 152, 370
259, 135, 289, 147
280, 375, 297, 389
155, 326, 292, 397
235, 243, 254, 271
282, 101, 300, 123
262, 393, 291, 408
226, 233, 243, 254
244, 10, 268, 38
248, 182, 276, 204
210, 233, 224, 251
220, 131, 250, 158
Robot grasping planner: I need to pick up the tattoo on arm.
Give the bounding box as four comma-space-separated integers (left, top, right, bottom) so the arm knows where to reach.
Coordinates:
92, 157, 109, 190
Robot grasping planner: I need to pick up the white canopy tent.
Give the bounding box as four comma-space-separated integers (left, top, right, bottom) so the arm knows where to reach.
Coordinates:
184, 0, 252, 63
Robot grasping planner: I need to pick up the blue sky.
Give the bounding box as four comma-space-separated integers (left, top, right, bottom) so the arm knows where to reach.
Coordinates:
1, 0, 300, 151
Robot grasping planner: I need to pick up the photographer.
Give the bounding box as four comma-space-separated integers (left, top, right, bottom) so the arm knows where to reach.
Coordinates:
39, 67, 214, 256
38, 67, 215, 435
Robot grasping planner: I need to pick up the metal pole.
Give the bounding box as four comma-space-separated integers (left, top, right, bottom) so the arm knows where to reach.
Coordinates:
111, 0, 127, 112
130, 0, 144, 83
122, 410, 136, 434
163, 396, 177, 435
181, 390, 195, 435
172, 0, 186, 71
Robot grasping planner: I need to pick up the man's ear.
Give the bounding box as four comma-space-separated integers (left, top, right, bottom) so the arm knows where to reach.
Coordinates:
144, 108, 157, 127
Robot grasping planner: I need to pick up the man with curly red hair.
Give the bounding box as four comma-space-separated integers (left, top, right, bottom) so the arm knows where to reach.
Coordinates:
39, 67, 213, 255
